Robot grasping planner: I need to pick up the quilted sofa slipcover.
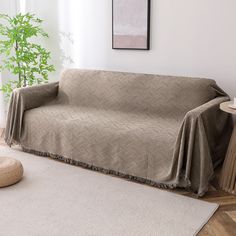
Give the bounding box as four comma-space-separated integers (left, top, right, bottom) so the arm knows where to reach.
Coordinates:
5, 69, 232, 195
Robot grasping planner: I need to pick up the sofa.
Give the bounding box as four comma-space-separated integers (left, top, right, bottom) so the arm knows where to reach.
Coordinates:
5, 69, 232, 196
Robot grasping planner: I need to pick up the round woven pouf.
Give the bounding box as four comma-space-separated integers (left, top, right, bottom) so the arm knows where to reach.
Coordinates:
0, 156, 23, 187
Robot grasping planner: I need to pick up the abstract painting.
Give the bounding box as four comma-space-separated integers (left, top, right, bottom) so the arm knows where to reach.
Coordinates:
112, 0, 150, 50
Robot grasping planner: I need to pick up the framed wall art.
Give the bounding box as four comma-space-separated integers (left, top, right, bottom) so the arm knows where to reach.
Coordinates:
112, 0, 151, 50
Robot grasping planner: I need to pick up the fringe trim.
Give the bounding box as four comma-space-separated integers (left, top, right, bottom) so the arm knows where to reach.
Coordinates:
21, 146, 180, 190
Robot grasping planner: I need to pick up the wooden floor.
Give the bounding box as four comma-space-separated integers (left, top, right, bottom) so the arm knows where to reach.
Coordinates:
181, 172, 236, 236
0, 128, 235, 235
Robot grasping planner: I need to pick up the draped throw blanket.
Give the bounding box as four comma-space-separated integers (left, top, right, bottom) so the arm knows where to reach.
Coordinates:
5, 82, 59, 145
5, 69, 233, 196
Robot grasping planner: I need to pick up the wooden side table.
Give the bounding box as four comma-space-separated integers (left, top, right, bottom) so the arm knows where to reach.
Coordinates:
220, 101, 236, 194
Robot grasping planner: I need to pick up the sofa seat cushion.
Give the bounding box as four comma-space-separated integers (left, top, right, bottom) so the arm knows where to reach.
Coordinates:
21, 104, 182, 182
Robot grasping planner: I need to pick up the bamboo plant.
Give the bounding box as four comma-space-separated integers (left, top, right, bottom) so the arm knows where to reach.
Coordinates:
0, 13, 55, 99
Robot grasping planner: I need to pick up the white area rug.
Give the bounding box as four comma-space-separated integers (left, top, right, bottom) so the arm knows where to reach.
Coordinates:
0, 146, 218, 236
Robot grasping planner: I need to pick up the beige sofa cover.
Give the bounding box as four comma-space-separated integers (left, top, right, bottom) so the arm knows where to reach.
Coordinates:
5, 69, 232, 195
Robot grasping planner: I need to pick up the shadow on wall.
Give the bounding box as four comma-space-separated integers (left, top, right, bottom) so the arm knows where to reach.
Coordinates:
59, 31, 74, 68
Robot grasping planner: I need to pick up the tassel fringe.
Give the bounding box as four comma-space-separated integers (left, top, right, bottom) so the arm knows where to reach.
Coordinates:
22, 146, 179, 190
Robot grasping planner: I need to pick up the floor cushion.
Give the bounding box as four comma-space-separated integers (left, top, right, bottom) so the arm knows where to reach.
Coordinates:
0, 156, 23, 187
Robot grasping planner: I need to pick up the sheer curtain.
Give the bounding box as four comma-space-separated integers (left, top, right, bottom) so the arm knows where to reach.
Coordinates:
0, 73, 6, 128
0, 0, 18, 129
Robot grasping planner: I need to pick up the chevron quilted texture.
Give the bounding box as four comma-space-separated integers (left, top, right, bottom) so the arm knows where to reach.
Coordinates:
5, 69, 233, 195
58, 69, 217, 115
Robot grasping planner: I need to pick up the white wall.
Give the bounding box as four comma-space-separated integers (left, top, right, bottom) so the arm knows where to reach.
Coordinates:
8, 0, 236, 97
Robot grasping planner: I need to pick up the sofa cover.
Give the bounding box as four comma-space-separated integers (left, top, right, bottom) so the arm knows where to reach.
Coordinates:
5, 69, 232, 195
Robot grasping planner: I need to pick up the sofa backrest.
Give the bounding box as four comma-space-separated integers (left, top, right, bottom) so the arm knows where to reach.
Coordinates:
58, 69, 223, 115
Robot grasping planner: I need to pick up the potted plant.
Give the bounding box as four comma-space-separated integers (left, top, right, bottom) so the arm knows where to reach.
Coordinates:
0, 13, 55, 99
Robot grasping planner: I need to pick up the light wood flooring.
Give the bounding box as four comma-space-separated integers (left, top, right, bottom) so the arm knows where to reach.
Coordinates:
0, 128, 235, 235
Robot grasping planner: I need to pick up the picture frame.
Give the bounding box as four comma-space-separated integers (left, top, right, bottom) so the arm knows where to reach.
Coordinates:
112, 0, 151, 50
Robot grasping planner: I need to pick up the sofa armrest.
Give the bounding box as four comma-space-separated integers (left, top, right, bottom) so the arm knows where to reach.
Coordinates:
175, 96, 233, 196
5, 82, 59, 146
12, 82, 59, 110
186, 96, 233, 163
186, 96, 230, 118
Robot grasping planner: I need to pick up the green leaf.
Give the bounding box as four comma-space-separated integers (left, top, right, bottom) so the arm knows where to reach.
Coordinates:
0, 12, 55, 98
